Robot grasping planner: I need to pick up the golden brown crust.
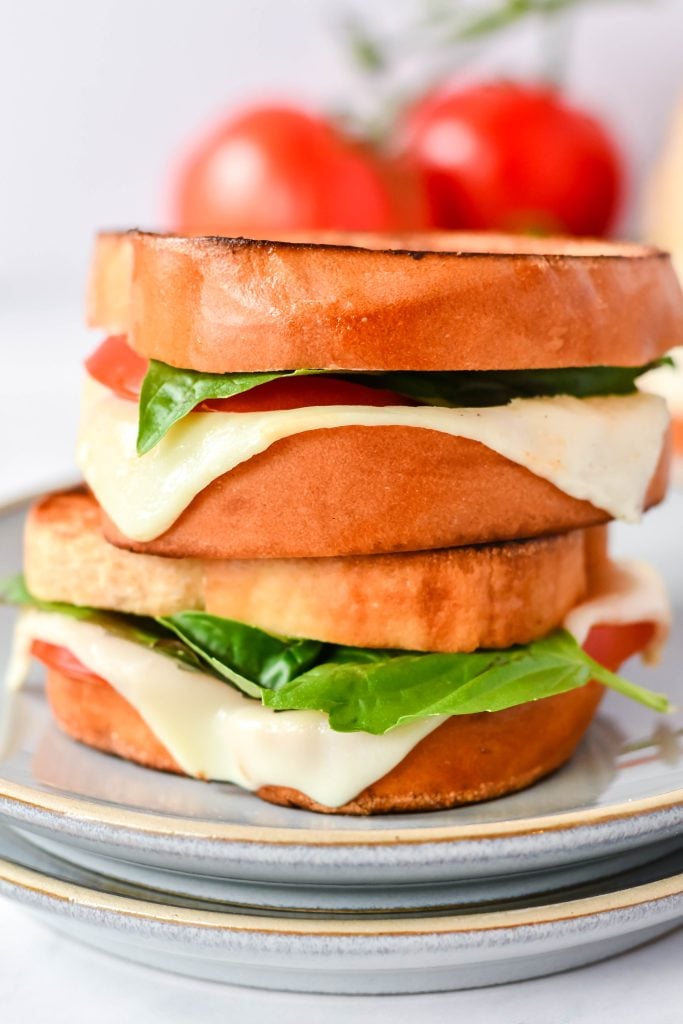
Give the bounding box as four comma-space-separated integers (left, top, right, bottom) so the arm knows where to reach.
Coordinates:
101, 424, 670, 559
42, 666, 602, 814
26, 490, 204, 617
202, 532, 589, 652
26, 489, 591, 652
87, 231, 683, 372
87, 231, 133, 335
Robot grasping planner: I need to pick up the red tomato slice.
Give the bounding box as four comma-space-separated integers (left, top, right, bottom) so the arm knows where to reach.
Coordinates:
85, 335, 147, 401
672, 416, 683, 457
31, 622, 656, 692
84, 335, 414, 411
582, 621, 655, 673
31, 640, 107, 687
199, 376, 416, 412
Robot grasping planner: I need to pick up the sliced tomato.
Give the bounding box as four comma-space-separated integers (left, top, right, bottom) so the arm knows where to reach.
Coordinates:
31, 622, 655, 696
31, 640, 106, 687
84, 335, 414, 411
582, 622, 655, 673
85, 334, 147, 401
199, 376, 416, 412
672, 416, 683, 457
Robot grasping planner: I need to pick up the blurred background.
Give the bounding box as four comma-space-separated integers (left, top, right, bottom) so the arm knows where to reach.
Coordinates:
1, 0, 683, 499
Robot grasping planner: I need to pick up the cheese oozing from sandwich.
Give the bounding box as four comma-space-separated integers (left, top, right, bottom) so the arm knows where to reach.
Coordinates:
77, 377, 668, 543
7, 561, 670, 808
639, 346, 683, 416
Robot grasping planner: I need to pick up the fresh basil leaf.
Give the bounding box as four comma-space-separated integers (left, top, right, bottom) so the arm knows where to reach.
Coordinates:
0, 574, 99, 622
579, 645, 671, 712
263, 630, 670, 734
158, 611, 324, 698
1, 577, 323, 698
353, 359, 672, 409
0, 575, 30, 605
137, 362, 323, 455
1, 575, 208, 675
3, 578, 670, 734
137, 358, 671, 453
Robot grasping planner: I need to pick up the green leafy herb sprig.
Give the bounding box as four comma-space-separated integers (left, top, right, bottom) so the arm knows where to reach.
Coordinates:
3, 576, 669, 734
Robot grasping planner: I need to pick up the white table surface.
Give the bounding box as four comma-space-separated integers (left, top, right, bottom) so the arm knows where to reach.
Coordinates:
0, 900, 681, 1023
0, 300, 681, 1020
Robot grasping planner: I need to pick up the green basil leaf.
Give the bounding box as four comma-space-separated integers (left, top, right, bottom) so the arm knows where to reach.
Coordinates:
0, 574, 98, 622
0, 576, 208, 675
137, 362, 323, 455
158, 611, 324, 698
137, 358, 671, 453
3, 577, 670, 734
263, 630, 670, 734
353, 359, 672, 409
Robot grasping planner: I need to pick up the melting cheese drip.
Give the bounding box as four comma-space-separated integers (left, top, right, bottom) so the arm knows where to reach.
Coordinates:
639, 346, 683, 415
6, 561, 670, 808
77, 378, 668, 543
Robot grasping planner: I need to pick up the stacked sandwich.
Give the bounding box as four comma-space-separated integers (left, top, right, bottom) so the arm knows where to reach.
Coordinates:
4, 231, 682, 814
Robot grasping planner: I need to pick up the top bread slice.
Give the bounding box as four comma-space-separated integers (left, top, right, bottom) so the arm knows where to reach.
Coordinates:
87, 230, 683, 373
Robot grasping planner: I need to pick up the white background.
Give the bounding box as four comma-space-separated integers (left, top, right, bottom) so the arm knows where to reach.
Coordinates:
2, 0, 683, 302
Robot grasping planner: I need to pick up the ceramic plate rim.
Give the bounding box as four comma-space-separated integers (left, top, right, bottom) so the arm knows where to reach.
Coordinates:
1, 777, 682, 847
2, 853, 683, 936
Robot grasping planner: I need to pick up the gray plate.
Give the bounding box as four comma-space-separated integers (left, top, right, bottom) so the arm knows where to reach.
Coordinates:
0, 822, 681, 993
0, 496, 682, 906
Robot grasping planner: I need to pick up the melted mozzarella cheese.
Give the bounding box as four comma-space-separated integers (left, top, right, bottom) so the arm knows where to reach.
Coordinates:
77, 378, 668, 543
639, 346, 683, 415
564, 559, 671, 661
7, 610, 442, 808
7, 561, 670, 807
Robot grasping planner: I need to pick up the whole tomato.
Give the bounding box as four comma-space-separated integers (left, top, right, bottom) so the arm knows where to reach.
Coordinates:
172, 105, 429, 235
399, 82, 623, 236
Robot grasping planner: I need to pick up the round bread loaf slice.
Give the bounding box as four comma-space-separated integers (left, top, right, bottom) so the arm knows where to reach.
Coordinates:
87, 230, 683, 372
40, 668, 601, 812
26, 490, 204, 617
101, 424, 670, 559
26, 489, 593, 652
201, 531, 589, 653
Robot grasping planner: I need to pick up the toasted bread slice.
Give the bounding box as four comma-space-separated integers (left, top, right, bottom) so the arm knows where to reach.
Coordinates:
43, 666, 602, 813
101, 423, 670, 559
26, 489, 204, 616
87, 231, 683, 372
201, 527, 591, 653
27, 489, 595, 652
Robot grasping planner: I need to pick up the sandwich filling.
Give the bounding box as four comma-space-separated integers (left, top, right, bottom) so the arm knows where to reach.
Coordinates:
3, 560, 671, 807
77, 337, 671, 544
639, 346, 683, 416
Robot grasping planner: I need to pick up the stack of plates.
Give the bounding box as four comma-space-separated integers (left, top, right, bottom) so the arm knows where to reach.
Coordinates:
0, 497, 682, 994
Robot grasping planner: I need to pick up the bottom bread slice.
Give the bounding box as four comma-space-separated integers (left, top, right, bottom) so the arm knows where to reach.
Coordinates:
44, 667, 603, 815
